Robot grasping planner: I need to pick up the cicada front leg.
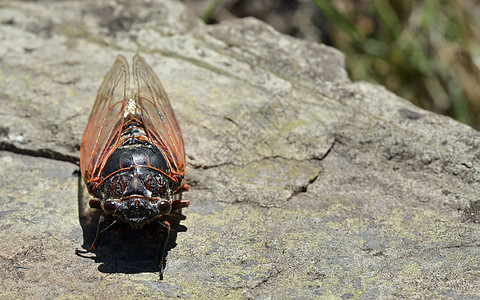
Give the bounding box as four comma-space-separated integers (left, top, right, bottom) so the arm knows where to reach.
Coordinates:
176, 183, 190, 194
75, 214, 116, 254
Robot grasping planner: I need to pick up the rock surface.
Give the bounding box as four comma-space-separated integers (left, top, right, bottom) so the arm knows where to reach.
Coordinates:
1, 0, 480, 299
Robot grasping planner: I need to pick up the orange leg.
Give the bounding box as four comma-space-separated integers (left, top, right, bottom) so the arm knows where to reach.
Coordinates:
172, 199, 190, 210
176, 183, 190, 193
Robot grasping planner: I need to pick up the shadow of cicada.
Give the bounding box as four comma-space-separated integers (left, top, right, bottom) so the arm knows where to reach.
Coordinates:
76, 172, 187, 275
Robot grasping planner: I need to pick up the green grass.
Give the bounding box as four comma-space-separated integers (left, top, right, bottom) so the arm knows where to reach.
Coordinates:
311, 0, 480, 128
198, 0, 480, 128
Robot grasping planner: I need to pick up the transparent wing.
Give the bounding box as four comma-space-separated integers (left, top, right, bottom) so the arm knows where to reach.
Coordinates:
80, 55, 129, 184
132, 54, 185, 178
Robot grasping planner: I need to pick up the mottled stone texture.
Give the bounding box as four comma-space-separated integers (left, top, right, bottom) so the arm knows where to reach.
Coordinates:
1, 0, 480, 299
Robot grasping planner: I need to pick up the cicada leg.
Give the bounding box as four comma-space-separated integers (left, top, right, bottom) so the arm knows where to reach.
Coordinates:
75, 214, 116, 254
157, 220, 171, 280
172, 199, 190, 210
175, 183, 189, 194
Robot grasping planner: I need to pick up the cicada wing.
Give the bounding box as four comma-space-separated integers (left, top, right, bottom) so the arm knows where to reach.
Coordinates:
132, 54, 185, 178
80, 55, 130, 184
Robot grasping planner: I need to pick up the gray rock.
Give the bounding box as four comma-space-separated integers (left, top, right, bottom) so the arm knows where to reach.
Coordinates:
1, 0, 480, 298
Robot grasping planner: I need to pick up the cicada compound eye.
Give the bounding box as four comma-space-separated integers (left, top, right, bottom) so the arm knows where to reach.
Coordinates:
103, 200, 117, 214
157, 200, 171, 215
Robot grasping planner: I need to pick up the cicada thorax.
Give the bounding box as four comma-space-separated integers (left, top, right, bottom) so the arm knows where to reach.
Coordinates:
88, 113, 181, 229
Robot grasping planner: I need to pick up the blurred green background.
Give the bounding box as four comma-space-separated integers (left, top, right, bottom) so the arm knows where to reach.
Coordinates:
182, 0, 480, 129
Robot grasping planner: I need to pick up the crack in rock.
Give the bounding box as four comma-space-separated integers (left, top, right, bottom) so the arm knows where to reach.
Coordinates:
0, 142, 78, 164
251, 266, 281, 291
288, 137, 336, 200
190, 136, 336, 172
290, 172, 320, 199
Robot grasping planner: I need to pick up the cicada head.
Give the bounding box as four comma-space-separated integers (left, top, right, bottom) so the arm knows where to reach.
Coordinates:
99, 168, 174, 229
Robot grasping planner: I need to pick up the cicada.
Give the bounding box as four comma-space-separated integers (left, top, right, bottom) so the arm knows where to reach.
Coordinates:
78, 54, 189, 279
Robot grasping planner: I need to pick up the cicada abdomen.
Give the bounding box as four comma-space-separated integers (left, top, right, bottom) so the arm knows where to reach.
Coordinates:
78, 54, 189, 279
